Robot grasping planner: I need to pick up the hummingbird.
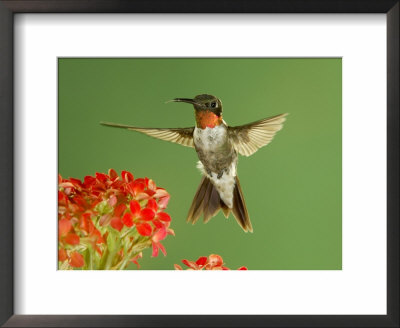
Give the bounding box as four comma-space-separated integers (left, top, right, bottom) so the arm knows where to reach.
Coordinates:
101, 94, 287, 232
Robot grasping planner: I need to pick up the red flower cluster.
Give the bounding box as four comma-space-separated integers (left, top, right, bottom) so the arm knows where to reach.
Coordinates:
58, 169, 174, 270
174, 254, 247, 270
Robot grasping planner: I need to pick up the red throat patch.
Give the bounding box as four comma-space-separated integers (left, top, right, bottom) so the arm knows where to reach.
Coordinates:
195, 111, 222, 129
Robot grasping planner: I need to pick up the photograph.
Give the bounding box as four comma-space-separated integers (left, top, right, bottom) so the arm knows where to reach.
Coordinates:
58, 58, 342, 270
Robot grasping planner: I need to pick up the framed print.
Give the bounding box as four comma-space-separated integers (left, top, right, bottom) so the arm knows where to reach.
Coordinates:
0, 1, 398, 327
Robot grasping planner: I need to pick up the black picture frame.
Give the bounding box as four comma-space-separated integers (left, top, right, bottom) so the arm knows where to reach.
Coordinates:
0, 1, 398, 327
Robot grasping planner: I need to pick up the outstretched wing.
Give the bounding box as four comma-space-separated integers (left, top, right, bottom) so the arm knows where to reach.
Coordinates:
227, 113, 288, 157
100, 121, 195, 148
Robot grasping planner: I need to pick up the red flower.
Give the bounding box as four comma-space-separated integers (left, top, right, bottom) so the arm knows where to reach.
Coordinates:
110, 216, 124, 231
136, 223, 152, 236
175, 254, 248, 270
205, 254, 224, 269
58, 218, 80, 245
122, 212, 134, 227
58, 248, 67, 262
147, 198, 158, 212
156, 212, 171, 222
140, 208, 155, 221
151, 227, 168, 257
121, 170, 134, 183
69, 251, 84, 268
129, 200, 140, 216
114, 203, 127, 217
58, 169, 174, 270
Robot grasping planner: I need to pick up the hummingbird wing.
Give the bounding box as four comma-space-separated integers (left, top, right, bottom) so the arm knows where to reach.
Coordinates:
100, 122, 195, 148
227, 113, 288, 157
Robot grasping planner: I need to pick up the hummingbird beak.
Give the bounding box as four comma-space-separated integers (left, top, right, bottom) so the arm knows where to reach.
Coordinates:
166, 98, 199, 106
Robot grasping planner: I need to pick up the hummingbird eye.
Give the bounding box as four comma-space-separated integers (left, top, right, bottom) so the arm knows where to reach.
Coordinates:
210, 102, 217, 108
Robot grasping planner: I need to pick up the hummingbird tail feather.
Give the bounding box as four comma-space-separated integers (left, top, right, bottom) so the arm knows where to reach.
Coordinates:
186, 176, 210, 224
231, 176, 253, 233
186, 175, 253, 232
221, 202, 230, 218
203, 185, 221, 223
186, 176, 222, 225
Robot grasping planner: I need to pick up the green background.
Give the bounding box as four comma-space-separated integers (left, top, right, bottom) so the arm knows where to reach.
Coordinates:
58, 58, 342, 270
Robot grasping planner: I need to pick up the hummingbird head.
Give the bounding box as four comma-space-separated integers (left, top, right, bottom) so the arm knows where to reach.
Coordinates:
169, 94, 223, 129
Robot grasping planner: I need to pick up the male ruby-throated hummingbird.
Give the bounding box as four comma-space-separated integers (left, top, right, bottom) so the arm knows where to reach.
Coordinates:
101, 94, 287, 232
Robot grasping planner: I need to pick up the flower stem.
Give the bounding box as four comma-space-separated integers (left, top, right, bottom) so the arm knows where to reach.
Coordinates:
88, 246, 94, 270
116, 240, 151, 270
104, 248, 118, 270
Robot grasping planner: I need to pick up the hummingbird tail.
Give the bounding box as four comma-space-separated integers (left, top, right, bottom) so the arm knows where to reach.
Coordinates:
186, 176, 219, 225
231, 176, 253, 233
186, 175, 253, 232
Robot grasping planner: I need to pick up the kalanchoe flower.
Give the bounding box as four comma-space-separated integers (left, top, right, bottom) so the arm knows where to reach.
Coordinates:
69, 251, 85, 268
58, 169, 174, 270
151, 225, 175, 257
174, 254, 248, 270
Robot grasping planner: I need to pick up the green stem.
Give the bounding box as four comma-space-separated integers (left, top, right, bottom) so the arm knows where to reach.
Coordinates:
116, 239, 151, 270
104, 248, 118, 270
99, 248, 109, 270
88, 246, 94, 270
